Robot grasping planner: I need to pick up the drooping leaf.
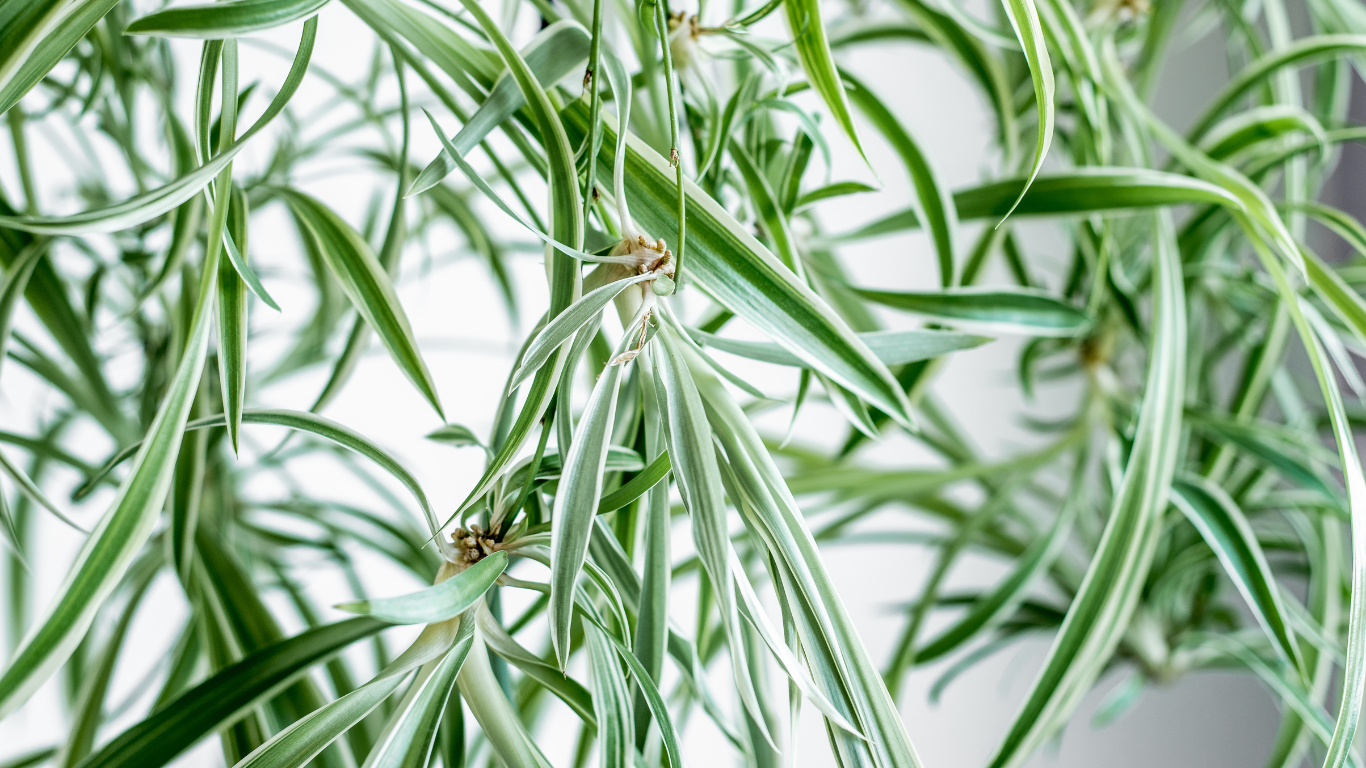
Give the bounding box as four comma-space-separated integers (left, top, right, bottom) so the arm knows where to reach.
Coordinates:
784, 0, 865, 161
1172, 478, 1303, 673
987, 214, 1185, 768
0, 161, 230, 716
0, 19, 317, 233
996, 0, 1055, 219
282, 189, 444, 419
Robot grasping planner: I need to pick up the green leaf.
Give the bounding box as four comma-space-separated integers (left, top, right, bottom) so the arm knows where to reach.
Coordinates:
987, 213, 1185, 768
855, 287, 1090, 337
0, 241, 45, 386
426, 424, 484, 450
408, 21, 590, 198
311, 61, 412, 415
597, 451, 670, 514
784, 0, 865, 160
792, 181, 878, 211
996, 0, 1055, 219
1199, 105, 1328, 162
1189, 415, 1338, 500
477, 608, 596, 726
1172, 477, 1304, 673
690, 327, 989, 367
338, 552, 506, 625
1305, 246, 1366, 349
823, 168, 1241, 244
282, 189, 444, 419
77, 618, 389, 768
844, 72, 957, 286
562, 105, 913, 426
1187, 35, 1366, 143
217, 186, 249, 455
457, 633, 555, 768
730, 142, 802, 275
0, 19, 316, 233
361, 625, 469, 768
549, 325, 639, 666
233, 617, 472, 768
0, 448, 84, 532
0, 0, 121, 116
125, 0, 331, 38
954, 169, 1240, 220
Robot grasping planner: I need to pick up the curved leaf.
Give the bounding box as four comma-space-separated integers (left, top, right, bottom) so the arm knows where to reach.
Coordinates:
855, 287, 1090, 337
77, 409, 446, 550
126, 0, 331, 38
282, 189, 444, 419
784, 0, 864, 160
0, 19, 316, 234
338, 552, 506, 625
1172, 478, 1303, 672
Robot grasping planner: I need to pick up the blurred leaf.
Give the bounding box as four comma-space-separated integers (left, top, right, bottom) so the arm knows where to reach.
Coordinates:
0, 20, 316, 234
855, 287, 1089, 337
78, 618, 389, 768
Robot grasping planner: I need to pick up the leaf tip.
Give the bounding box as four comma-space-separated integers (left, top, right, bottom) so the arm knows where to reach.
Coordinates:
335, 600, 369, 614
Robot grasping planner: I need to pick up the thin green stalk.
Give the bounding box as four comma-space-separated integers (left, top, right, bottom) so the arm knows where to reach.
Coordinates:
653, 0, 687, 286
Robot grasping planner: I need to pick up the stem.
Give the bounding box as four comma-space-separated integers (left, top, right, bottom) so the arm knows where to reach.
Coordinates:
582, 0, 605, 226
654, 1, 687, 287
457, 623, 553, 768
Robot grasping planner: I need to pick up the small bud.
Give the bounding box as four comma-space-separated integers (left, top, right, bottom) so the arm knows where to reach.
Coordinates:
670, 148, 679, 166
652, 273, 675, 296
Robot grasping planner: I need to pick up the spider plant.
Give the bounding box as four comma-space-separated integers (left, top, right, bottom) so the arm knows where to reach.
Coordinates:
2, 0, 1366, 764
